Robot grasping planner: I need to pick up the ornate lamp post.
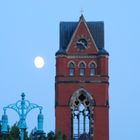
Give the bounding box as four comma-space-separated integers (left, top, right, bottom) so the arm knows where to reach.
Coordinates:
1, 93, 44, 140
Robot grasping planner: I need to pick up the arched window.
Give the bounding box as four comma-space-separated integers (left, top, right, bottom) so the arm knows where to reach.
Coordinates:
70, 89, 95, 140
69, 62, 75, 76
79, 63, 86, 76
73, 98, 90, 139
90, 63, 96, 76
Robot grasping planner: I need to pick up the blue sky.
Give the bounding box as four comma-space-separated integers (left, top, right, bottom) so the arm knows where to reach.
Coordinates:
0, 0, 140, 139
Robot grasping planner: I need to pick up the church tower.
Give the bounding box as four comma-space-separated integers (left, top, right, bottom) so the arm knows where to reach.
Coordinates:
55, 15, 109, 140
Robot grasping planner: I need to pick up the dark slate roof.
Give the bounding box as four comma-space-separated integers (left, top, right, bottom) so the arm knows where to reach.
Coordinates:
60, 22, 78, 51
56, 20, 109, 56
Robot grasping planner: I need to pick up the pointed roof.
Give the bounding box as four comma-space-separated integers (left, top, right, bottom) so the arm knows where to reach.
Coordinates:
56, 15, 108, 56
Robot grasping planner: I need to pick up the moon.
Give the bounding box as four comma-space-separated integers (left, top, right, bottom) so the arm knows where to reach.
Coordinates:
34, 56, 45, 69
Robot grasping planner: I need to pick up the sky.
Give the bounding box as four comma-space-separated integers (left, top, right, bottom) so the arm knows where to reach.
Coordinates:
0, 0, 140, 139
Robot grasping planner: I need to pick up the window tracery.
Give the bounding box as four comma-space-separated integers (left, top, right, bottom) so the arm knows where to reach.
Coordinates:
70, 89, 95, 140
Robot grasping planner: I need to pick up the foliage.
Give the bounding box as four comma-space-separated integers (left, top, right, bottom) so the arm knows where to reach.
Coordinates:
54, 131, 63, 140
0, 123, 66, 140
47, 131, 55, 140
46, 131, 67, 140
0, 123, 1, 134
0, 122, 29, 140
9, 122, 20, 140
9, 122, 29, 140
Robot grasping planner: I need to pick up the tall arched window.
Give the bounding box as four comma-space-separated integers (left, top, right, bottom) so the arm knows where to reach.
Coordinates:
69, 62, 75, 76
79, 63, 86, 76
70, 89, 95, 140
90, 63, 96, 76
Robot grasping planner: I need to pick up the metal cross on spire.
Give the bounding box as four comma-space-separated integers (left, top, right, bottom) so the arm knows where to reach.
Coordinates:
80, 8, 84, 15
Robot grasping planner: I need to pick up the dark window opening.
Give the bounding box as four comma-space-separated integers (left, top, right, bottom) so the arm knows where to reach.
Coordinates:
69, 62, 75, 76
90, 63, 96, 76
79, 63, 86, 76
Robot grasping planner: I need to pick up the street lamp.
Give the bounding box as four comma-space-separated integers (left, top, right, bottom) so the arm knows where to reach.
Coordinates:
1, 93, 44, 140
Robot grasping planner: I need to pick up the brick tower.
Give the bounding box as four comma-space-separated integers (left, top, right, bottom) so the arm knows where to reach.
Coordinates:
55, 15, 109, 140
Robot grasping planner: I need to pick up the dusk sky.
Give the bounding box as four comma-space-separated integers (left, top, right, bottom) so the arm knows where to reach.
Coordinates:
0, 0, 140, 139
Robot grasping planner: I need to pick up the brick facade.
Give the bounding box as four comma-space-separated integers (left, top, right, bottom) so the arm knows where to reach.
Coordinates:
55, 15, 109, 140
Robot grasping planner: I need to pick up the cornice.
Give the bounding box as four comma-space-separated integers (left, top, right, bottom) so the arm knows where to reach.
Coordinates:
56, 54, 108, 59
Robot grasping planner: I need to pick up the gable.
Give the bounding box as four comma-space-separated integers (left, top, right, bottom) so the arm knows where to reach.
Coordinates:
56, 15, 109, 56
66, 17, 98, 54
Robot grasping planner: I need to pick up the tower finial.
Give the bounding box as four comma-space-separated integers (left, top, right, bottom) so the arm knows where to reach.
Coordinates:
80, 8, 85, 20
80, 8, 84, 15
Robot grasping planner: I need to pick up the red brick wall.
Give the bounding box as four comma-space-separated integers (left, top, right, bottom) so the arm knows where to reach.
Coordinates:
94, 107, 109, 140
55, 18, 109, 140
56, 83, 108, 106
55, 56, 109, 140
55, 106, 71, 140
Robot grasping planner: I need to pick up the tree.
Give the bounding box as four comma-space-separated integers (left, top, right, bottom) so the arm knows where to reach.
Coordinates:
47, 131, 55, 140
54, 131, 63, 140
46, 131, 67, 140
0, 122, 29, 140
0, 123, 66, 140
0, 123, 1, 134
8, 122, 20, 140
29, 127, 47, 140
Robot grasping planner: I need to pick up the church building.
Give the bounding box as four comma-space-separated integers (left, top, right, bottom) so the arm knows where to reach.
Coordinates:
55, 15, 109, 140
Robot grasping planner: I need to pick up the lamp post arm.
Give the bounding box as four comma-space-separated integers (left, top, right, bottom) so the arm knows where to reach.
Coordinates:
1, 93, 44, 140
25, 103, 43, 116
3, 104, 21, 116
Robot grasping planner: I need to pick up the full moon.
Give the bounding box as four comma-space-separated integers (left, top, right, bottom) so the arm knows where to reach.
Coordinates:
34, 56, 45, 69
